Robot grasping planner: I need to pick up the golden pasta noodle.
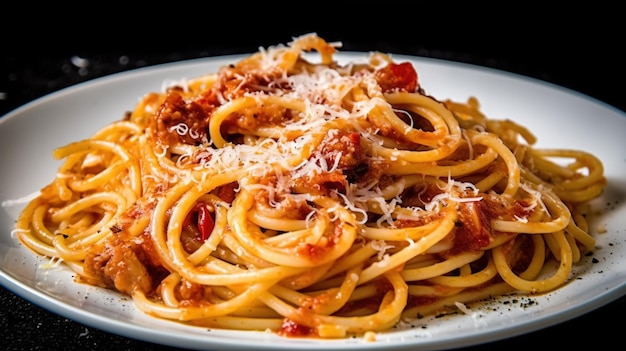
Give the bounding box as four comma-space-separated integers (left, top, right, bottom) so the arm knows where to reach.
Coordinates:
14, 33, 607, 339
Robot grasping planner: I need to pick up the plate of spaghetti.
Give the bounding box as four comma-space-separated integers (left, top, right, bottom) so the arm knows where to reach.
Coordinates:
1, 33, 625, 351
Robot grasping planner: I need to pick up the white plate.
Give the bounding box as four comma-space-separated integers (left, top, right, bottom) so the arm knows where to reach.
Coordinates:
1, 53, 625, 351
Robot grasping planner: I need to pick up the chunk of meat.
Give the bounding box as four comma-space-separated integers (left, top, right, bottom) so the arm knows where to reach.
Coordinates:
84, 235, 153, 294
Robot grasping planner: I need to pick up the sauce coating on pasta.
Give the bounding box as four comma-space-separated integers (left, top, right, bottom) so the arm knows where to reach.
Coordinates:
14, 33, 607, 340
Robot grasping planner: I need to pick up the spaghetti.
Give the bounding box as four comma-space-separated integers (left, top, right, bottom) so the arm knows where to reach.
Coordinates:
14, 33, 607, 339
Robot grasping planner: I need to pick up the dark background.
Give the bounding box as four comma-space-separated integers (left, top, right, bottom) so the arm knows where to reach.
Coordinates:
2, 4, 625, 115
1, 3, 624, 350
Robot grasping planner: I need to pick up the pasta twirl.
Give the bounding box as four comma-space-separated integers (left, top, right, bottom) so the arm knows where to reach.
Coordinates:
14, 33, 607, 339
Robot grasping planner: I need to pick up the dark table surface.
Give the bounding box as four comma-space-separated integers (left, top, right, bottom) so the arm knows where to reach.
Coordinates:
1, 6, 625, 351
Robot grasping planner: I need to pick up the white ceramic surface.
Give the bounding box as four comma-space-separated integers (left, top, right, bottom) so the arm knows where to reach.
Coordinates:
1, 53, 625, 351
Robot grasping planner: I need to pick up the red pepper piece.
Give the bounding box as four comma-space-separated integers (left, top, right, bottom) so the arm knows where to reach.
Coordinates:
195, 202, 215, 241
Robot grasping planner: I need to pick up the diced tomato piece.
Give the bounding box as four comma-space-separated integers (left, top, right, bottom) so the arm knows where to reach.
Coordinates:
375, 62, 419, 93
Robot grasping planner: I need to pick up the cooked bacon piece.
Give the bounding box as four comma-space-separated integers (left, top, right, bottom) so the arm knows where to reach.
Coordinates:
84, 232, 154, 294
215, 181, 239, 203
292, 169, 347, 196
209, 65, 286, 100
320, 131, 363, 170
501, 234, 535, 273
177, 279, 208, 303
292, 130, 366, 195
450, 200, 494, 254
152, 91, 211, 145
220, 103, 294, 137
83, 197, 166, 294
